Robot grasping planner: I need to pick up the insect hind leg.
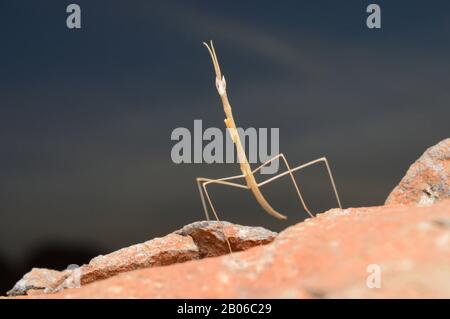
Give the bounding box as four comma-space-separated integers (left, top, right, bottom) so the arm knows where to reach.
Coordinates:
254, 155, 342, 218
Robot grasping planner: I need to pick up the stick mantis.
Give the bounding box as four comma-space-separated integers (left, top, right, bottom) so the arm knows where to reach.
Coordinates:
197, 41, 342, 252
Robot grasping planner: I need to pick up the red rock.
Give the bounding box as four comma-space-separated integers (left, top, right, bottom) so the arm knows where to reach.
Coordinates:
24, 289, 47, 296
63, 233, 199, 288
7, 223, 277, 296
58, 223, 276, 290
6, 268, 71, 296
175, 221, 277, 258
21, 200, 450, 299
386, 138, 450, 206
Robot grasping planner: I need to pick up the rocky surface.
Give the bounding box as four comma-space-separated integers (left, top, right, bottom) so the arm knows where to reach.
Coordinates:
15, 200, 450, 298
7, 222, 276, 296
386, 138, 449, 206
6, 138, 450, 299
75, 233, 198, 287
175, 221, 277, 258
7, 268, 71, 296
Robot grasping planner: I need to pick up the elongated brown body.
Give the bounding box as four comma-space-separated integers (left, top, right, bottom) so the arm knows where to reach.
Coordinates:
204, 41, 287, 220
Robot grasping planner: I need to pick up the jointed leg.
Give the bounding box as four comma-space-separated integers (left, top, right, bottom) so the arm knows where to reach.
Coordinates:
196, 175, 247, 220
252, 154, 314, 217
196, 175, 248, 254
253, 154, 342, 217
259, 156, 342, 209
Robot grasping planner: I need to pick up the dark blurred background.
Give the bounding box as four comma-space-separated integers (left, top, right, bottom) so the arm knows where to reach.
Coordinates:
0, 0, 449, 293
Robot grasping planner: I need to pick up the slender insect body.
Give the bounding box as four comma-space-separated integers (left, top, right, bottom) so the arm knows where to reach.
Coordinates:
197, 41, 343, 252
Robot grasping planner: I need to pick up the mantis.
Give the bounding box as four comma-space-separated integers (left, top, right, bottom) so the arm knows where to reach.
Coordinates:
197, 41, 342, 252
